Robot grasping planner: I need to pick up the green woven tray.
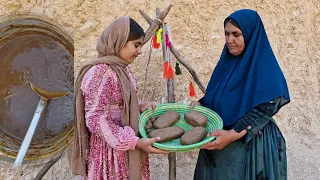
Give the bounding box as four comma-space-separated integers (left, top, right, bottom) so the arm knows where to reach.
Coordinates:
139, 103, 223, 152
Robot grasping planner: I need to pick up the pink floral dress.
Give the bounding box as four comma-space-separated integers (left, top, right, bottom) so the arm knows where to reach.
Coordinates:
81, 64, 149, 180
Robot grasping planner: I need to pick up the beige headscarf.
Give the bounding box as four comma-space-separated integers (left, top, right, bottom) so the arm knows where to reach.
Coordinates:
69, 16, 146, 180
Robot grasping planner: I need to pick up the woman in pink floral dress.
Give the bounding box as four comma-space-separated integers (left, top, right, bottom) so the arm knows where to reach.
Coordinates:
70, 16, 167, 180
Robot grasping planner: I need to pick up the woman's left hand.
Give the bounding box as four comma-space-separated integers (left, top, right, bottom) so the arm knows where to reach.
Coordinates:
139, 102, 157, 113
200, 129, 246, 150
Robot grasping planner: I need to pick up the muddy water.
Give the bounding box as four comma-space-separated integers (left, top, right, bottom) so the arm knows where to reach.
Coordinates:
0, 34, 74, 144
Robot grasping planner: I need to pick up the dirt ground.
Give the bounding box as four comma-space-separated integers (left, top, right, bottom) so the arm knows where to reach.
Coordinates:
0, 0, 319, 179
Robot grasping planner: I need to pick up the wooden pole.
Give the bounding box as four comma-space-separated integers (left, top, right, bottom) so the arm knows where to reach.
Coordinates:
139, 6, 207, 180
162, 22, 176, 180
156, 8, 176, 179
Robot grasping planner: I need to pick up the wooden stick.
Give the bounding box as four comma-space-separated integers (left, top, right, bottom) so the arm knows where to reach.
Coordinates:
162, 24, 175, 103
168, 153, 176, 180
139, 6, 207, 180
139, 12, 153, 26
141, 4, 172, 45
139, 10, 153, 25
34, 150, 65, 180
156, 8, 161, 17
139, 9, 206, 93
160, 17, 176, 180
169, 44, 206, 93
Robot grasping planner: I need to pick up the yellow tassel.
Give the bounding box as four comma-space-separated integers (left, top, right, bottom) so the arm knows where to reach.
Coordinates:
156, 28, 163, 43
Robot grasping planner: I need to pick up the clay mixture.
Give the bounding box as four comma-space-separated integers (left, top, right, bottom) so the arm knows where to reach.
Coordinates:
0, 35, 74, 143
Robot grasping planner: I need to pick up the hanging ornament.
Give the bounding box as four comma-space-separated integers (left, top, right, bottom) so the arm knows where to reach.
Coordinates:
163, 61, 174, 80
152, 34, 160, 49
156, 28, 163, 43
175, 62, 182, 75
189, 82, 196, 97
166, 26, 173, 42
165, 33, 172, 49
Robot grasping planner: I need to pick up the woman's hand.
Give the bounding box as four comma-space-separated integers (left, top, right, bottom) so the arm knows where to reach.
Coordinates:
139, 102, 156, 113
136, 137, 169, 154
200, 129, 247, 150
190, 101, 201, 108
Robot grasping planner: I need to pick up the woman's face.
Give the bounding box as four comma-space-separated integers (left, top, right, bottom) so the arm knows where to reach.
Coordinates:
224, 22, 245, 56
119, 36, 143, 63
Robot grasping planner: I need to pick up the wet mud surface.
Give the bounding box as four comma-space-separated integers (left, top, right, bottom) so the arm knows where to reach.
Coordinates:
0, 34, 74, 143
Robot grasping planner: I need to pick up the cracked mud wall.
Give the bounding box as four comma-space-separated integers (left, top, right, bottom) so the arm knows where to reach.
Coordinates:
0, 0, 319, 179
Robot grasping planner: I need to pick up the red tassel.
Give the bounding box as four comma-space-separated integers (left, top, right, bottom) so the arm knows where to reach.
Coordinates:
189, 82, 196, 97
165, 34, 172, 48
163, 62, 174, 79
153, 35, 160, 49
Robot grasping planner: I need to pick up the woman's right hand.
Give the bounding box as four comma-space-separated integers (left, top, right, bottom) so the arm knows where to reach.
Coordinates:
136, 137, 169, 154
190, 100, 201, 108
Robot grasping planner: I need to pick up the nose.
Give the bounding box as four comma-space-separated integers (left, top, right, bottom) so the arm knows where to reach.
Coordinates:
226, 35, 234, 44
137, 46, 142, 54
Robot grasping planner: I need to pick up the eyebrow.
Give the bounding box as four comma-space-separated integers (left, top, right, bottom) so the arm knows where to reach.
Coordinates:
135, 42, 142, 45
225, 31, 241, 34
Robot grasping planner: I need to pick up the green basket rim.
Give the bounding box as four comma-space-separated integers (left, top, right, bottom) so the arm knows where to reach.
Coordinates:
139, 103, 223, 152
